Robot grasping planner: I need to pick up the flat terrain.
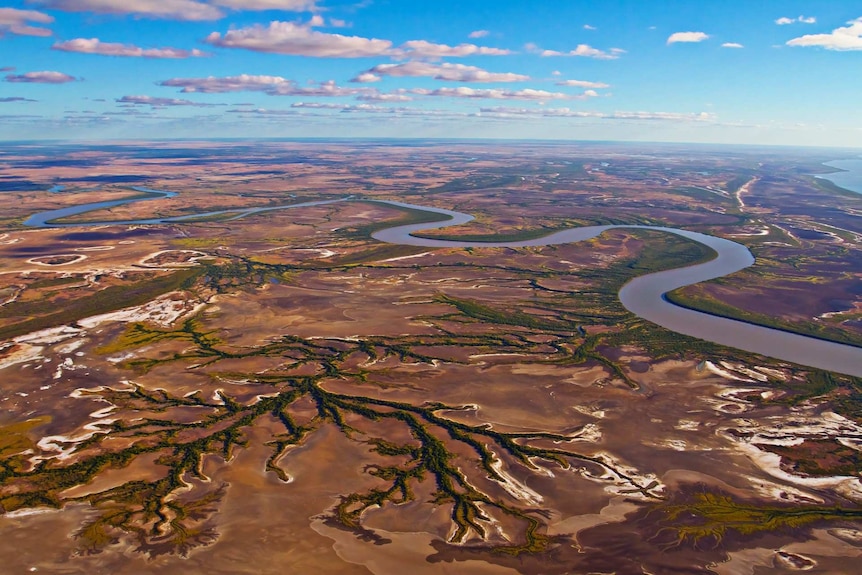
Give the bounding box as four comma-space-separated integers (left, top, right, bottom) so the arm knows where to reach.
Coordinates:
0, 141, 860, 574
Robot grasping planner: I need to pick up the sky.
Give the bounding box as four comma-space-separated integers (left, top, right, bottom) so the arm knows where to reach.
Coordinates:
0, 0, 860, 146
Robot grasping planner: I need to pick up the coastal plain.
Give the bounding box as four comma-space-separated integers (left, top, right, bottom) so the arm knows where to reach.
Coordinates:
0, 141, 860, 574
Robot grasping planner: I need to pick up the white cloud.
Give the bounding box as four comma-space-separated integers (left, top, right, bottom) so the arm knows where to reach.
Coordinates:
776, 15, 817, 25
353, 62, 529, 83
117, 95, 218, 107
268, 80, 367, 97
612, 111, 714, 121
289, 102, 345, 109
539, 44, 623, 59
286, 103, 470, 118
205, 23, 510, 58
5, 70, 78, 83
721, 42, 744, 48
468, 29, 489, 38
30, 0, 224, 21
399, 40, 511, 57
667, 31, 709, 44
205, 20, 393, 57
228, 107, 300, 115
53, 38, 208, 58
0, 7, 53, 36
555, 79, 610, 88
410, 87, 590, 101
583, 24, 596, 30
479, 106, 604, 118
30, 0, 316, 20
356, 92, 413, 102
161, 74, 292, 93
160, 75, 372, 97
352, 72, 381, 83
477, 107, 714, 122
211, 0, 317, 11
786, 17, 862, 51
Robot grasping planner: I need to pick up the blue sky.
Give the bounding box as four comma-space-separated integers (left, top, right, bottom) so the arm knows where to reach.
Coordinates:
0, 0, 860, 146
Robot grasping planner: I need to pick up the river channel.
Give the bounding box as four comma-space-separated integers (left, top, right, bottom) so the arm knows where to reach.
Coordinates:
23, 193, 862, 377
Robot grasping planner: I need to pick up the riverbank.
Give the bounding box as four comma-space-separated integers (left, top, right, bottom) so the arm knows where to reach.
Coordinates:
19, 191, 862, 377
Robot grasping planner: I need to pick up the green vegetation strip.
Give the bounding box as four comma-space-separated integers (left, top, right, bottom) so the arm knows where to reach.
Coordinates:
665, 288, 862, 349
0, 318, 660, 557
656, 492, 862, 547
0, 268, 203, 341
341, 200, 453, 240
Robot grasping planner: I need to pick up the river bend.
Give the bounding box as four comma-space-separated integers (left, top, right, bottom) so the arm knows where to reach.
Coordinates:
23, 194, 862, 377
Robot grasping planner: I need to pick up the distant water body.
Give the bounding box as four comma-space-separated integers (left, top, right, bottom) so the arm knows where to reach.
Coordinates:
817, 159, 862, 195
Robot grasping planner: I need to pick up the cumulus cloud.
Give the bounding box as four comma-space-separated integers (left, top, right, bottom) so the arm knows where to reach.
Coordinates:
211, 0, 317, 11
269, 79, 368, 97
776, 15, 817, 25
30, 0, 224, 21
468, 30, 489, 38
721, 42, 744, 48
353, 62, 529, 83
0, 7, 53, 36
53, 38, 208, 58
5, 70, 78, 83
786, 17, 862, 51
205, 21, 510, 58
399, 40, 511, 57
29, 0, 316, 21
555, 79, 610, 88
409, 86, 588, 101
205, 20, 393, 57
160, 75, 371, 97
161, 74, 292, 93
352, 72, 381, 83
117, 95, 219, 107
667, 31, 709, 44
539, 44, 624, 59
356, 92, 413, 102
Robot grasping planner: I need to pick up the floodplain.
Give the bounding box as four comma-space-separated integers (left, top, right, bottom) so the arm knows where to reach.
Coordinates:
0, 141, 860, 574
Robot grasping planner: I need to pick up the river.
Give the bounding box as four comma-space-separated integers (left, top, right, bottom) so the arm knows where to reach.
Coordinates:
22, 194, 862, 377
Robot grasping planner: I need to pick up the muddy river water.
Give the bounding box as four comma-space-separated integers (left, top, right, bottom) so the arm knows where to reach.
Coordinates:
23, 194, 862, 377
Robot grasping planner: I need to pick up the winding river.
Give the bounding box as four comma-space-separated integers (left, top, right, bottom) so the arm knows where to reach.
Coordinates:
23, 193, 862, 377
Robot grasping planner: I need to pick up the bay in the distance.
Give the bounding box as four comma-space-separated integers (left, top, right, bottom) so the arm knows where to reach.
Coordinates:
817, 158, 862, 194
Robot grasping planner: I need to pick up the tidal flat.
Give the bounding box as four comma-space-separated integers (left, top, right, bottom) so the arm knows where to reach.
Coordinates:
0, 141, 860, 574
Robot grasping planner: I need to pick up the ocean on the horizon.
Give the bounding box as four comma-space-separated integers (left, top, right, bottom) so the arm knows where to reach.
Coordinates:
817, 159, 862, 195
